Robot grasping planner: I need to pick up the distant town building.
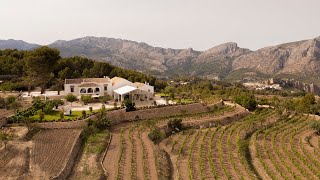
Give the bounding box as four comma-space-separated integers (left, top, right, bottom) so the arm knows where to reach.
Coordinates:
64, 76, 154, 102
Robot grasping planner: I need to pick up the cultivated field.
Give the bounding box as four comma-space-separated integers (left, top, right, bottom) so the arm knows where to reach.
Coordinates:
1, 103, 320, 180
0, 127, 82, 180
102, 106, 320, 180
31, 129, 82, 179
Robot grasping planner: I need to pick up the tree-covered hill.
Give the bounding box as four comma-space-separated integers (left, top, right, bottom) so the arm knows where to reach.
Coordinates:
0, 47, 166, 93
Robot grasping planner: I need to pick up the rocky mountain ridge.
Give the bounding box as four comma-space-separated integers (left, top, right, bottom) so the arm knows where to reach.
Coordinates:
1, 36, 320, 86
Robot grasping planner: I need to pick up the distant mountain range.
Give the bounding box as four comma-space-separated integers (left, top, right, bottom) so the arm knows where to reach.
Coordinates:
1, 36, 320, 86
0, 39, 40, 50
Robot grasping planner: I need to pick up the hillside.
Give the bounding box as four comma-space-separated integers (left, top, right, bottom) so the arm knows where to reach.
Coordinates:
48, 37, 251, 78
48, 36, 320, 83
232, 37, 320, 82
0, 39, 40, 50
1, 36, 320, 84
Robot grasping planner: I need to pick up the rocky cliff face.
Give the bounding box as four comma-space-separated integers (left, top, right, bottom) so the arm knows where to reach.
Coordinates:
232, 37, 320, 76
274, 78, 320, 95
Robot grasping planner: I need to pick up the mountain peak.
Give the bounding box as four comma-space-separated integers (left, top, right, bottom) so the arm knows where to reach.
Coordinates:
202, 42, 241, 56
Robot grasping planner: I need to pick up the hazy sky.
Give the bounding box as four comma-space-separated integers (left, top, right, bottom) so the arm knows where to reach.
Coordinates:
1, 0, 319, 50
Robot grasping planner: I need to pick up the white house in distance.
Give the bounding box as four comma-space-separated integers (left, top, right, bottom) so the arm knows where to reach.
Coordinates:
64, 76, 154, 103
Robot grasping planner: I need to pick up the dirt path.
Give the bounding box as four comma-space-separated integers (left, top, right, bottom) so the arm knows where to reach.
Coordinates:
133, 130, 144, 180
122, 129, 133, 180
176, 132, 194, 180
159, 135, 179, 180
141, 131, 158, 180
103, 131, 120, 179
191, 131, 203, 180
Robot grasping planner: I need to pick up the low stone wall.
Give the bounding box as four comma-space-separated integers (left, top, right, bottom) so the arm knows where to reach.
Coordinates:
35, 102, 223, 129
183, 111, 249, 128
37, 120, 87, 129
106, 102, 223, 124
53, 130, 82, 180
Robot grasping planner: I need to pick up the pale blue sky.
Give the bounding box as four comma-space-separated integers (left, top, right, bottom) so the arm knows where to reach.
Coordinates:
1, 0, 319, 50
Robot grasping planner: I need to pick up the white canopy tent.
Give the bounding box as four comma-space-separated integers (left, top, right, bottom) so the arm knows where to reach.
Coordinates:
113, 85, 138, 102
114, 85, 137, 95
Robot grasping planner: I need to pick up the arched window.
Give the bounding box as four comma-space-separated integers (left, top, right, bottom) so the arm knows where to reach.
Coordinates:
88, 88, 93, 93
80, 88, 86, 93
95, 88, 100, 92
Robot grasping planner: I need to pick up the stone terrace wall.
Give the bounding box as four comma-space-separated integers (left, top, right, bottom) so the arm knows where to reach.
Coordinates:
37, 120, 87, 129
36, 102, 223, 129
106, 102, 222, 124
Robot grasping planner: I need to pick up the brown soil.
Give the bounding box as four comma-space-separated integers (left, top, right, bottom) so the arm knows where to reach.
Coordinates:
103, 129, 121, 179
176, 132, 194, 180
211, 128, 228, 179
31, 129, 82, 177
0, 141, 32, 180
190, 131, 203, 180
249, 138, 271, 180
159, 136, 177, 179
141, 131, 158, 180
134, 130, 145, 180
221, 126, 241, 179
201, 129, 216, 179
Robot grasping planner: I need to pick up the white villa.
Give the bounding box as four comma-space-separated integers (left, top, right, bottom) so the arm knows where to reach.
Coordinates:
64, 76, 154, 103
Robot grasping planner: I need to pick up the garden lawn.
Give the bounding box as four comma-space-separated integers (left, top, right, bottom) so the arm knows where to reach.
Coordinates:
30, 110, 97, 121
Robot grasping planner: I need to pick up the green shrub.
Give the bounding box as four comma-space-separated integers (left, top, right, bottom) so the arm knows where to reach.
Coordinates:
124, 99, 136, 112
44, 102, 54, 114
6, 96, 16, 104
59, 111, 64, 119
65, 93, 77, 106
82, 110, 87, 118
167, 118, 183, 134
234, 95, 257, 111
311, 121, 320, 135
99, 95, 112, 103
148, 128, 165, 143
81, 95, 93, 104
39, 112, 45, 122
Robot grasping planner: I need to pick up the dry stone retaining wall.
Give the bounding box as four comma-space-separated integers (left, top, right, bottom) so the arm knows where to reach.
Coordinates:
37, 120, 87, 129
35, 102, 223, 129
106, 102, 223, 124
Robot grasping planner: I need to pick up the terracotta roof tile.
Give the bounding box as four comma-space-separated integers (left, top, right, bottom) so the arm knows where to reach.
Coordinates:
65, 78, 110, 84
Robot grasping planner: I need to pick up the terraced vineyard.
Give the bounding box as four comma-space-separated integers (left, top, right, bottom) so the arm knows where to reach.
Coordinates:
31, 129, 82, 178
103, 124, 159, 180
103, 106, 320, 180
252, 115, 320, 179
